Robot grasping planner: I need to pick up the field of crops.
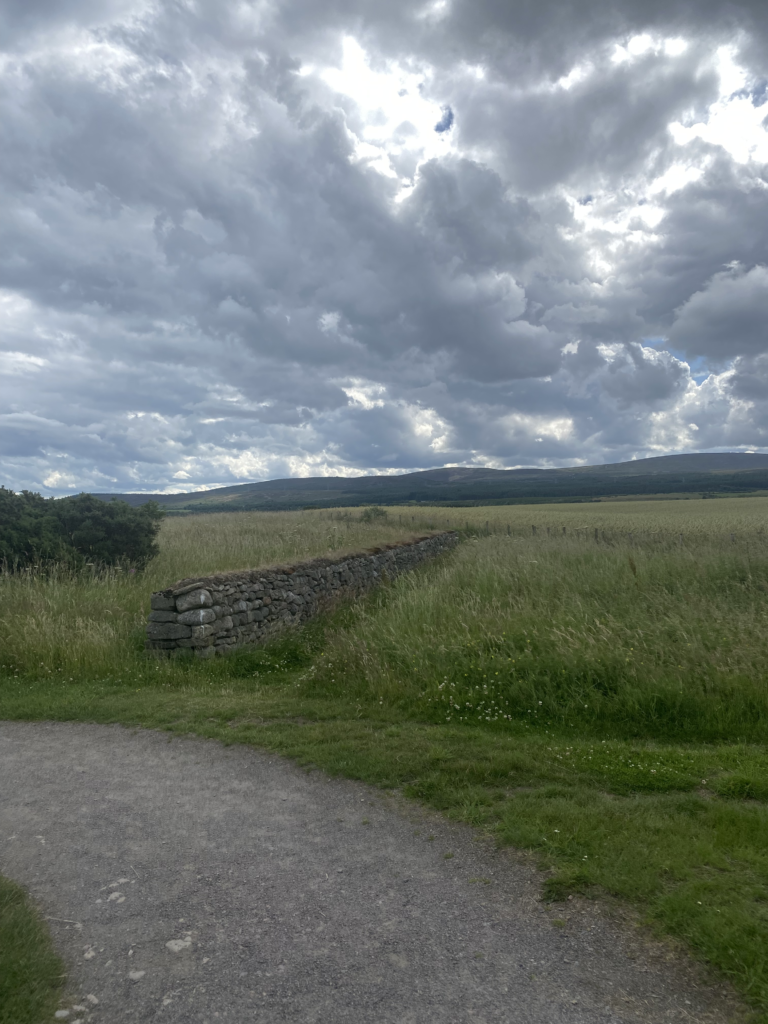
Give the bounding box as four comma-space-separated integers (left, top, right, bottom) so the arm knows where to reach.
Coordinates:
404, 494, 768, 539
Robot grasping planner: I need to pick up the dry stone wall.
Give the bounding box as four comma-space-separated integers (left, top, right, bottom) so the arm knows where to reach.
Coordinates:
146, 531, 458, 658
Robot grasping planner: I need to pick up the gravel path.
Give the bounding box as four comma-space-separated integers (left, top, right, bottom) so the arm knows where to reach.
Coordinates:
0, 721, 740, 1024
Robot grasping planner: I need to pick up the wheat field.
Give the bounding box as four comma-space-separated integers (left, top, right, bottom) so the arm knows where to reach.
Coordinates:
398, 494, 768, 539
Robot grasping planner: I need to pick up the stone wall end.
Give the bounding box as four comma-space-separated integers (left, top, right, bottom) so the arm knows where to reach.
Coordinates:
145, 531, 458, 658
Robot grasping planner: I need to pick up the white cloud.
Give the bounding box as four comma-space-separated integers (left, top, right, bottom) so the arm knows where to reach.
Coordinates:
318, 35, 455, 195
668, 48, 768, 165
341, 380, 387, 409
0, 351, 49, 374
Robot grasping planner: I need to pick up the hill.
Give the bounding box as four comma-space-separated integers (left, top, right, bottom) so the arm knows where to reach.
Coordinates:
90, 452, 768, 512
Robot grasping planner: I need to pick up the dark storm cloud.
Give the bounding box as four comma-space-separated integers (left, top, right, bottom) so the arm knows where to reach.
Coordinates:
1, 0, 768, 493
453, 45, 719, 194
595, 343, 689, 405
607, 156, 768, 337
669, 264, 768, 359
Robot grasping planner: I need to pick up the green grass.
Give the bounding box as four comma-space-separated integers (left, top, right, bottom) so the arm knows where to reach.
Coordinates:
310, 527, 768, 744
0, 508, 432, 680
3, 498, 768, 1020
0, 875, 64, 1024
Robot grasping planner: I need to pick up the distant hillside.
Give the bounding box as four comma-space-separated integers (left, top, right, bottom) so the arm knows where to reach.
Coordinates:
90, 453, 768, 512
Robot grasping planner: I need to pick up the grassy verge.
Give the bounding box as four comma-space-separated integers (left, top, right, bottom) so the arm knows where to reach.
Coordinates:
2, 506, 768, 1019
0, 875, 64, 1024
1, 669, 766, 1016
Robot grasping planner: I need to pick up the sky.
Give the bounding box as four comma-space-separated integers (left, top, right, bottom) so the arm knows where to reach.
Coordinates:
2, 0, 768, 495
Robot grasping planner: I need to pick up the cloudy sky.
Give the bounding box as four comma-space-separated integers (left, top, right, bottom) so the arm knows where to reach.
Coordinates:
2, 0, 768, 494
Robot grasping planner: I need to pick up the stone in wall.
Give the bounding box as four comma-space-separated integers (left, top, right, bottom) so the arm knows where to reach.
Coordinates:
146, 531, 458, 659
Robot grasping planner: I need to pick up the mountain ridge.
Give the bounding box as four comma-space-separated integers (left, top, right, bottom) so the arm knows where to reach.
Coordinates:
89, 452, 768, 511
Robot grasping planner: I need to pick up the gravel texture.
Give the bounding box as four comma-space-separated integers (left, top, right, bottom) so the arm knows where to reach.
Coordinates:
0, 721, 743, 1024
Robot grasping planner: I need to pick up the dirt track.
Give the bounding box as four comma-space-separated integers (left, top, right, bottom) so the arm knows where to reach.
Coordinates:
0, 721, 741, 1023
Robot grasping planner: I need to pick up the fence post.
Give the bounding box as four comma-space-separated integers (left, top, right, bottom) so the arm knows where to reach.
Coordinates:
507, 524, 511, 536
532, 525, 537, 536
562, 526, 566, 536
595, 528, 599, 542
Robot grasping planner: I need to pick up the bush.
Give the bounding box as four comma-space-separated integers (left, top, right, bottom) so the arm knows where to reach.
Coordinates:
360, 505, 388, 522
0, 488, 164, 569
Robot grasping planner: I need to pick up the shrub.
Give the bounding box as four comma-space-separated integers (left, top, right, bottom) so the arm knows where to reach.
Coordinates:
0, 488, 164, 569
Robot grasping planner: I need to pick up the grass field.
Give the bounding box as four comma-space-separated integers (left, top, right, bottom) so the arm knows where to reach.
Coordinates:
423, 493, 768, 537
2, 497, 768, 1020
0, 509, 429, 679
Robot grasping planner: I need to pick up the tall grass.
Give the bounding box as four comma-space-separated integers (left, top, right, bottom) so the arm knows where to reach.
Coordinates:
0, 509, 429, 678
409, 493, 768, 534
305, 526, 768, 743
148, 508, 430, 583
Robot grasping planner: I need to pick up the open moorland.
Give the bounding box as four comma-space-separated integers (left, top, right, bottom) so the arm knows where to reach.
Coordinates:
2, 498, 768, 1020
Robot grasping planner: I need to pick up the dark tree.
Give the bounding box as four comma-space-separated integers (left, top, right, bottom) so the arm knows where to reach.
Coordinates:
0, 488, 164, 569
